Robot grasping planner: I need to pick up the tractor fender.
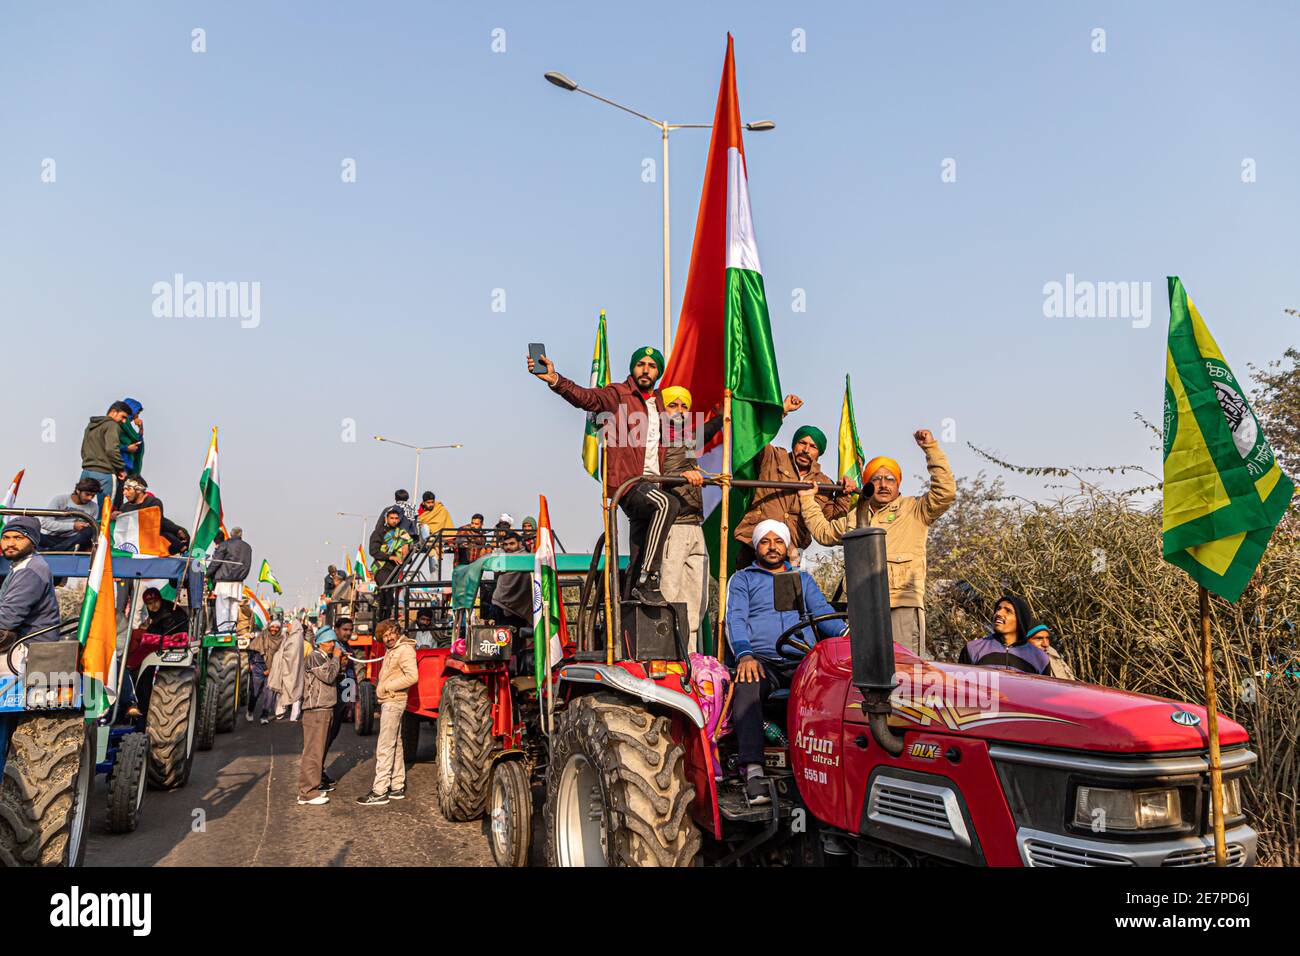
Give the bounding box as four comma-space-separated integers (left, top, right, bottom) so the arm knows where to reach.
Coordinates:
557, 663, 704, 729
491, 747, 527, 766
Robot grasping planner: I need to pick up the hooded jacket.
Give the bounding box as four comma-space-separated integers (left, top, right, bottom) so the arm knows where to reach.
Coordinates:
375, 634, 418, 704
80, 416, 125, 473
959, 595, 1050, 674
549, 374, 666, 495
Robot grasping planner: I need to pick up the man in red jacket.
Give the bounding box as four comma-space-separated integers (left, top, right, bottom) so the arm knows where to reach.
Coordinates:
529, 345, 679, 604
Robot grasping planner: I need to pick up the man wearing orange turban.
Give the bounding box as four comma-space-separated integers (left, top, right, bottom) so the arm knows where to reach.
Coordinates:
798, 429, 956, 659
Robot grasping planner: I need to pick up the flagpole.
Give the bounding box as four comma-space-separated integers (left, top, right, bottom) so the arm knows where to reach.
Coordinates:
1199, 585, 1228, 866
715, 389, 733, 661
602, 438, 615, 667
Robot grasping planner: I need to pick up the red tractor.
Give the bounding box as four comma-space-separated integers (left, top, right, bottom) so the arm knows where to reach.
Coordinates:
534, 476, 1257, 867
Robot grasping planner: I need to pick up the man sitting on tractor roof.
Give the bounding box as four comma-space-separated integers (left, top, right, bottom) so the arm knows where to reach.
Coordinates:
726, 519, 847, 807
0, 516, 63, 664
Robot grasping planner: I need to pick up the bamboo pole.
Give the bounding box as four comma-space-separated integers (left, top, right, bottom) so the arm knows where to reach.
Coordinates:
715, 389, 733, 662
1200, 585, 1228, 866
602, 439, 615, 667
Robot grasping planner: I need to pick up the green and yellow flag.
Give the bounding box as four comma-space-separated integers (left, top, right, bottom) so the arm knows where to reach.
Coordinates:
258, 558, 282, 594
838, 373, 865, 484
1162, 277, 1294, 602
581, 309, 610, 480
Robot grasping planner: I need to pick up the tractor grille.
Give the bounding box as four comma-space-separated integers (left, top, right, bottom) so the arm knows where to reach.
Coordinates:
1023, 838, 1136, 867
1162, 844, 1246, 867
866, 776, 970, 846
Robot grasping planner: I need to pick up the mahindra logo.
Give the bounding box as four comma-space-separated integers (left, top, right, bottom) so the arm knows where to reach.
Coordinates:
1170, 710, 1201, 727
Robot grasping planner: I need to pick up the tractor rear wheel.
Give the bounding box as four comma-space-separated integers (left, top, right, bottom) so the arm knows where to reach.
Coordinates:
354, 680, 377, 736
400, 710, 421, 765
546, 693, 700, 867
435, 677, 493, 821
489, 759, 532, 867
107, 731, 148, 834
210, 649, 239, 733
146, 668, 197, 790
0, 714, 93, 866
195, 664, 218, 752
238, 651, 251, 715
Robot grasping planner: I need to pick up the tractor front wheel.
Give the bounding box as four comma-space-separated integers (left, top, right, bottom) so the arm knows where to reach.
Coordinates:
435, 677, 493, 821
489, 759, 533, 867
107, 731, 149, 834
0, 714, 93, 866
146, 668, 197, 790
545, 693, 700, 867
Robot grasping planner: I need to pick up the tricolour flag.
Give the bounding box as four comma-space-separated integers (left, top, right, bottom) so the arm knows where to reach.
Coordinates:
190, 427, 223, 564
532, 496, 569, 702
582, 310, 610, 480
353, 543, 373, 582
111, 505, 170, 556
2, 469, 24, 508
258, 559, 282, 594
662, 34, 784, 573
243, 586, 269, 629
838, 373, 866, 484
1162, 277, 1295, 602
78, 499, 118, 712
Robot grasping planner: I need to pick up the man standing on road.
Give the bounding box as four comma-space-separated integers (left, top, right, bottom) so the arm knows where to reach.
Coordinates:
247, 619, 283, 723
208, 527, 253, 630
321, 617, 355, 794
357, 620, 418, 806
297, 627, 343, 806
799, 429, 956, 659
529, 346, 679, 604
38, 478, 100, 552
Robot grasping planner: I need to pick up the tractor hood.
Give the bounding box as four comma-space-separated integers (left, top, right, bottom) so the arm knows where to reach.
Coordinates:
819, 639, 1249, 754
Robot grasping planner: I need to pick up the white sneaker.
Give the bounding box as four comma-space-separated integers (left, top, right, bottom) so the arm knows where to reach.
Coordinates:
297, 794, 329, 806
260, 718, 270, 725
244, 712, 254, 723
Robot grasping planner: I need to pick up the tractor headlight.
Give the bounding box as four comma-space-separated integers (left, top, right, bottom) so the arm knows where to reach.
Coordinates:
1073, 786, 1182, 831
160, 650, 188, 663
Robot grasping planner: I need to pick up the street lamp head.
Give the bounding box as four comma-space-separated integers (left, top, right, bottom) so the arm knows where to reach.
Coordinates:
544, 71, 579, 92
745, 120, 776, 132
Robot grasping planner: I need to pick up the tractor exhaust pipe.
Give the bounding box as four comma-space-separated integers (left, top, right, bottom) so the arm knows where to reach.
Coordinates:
843, 527, 905, 756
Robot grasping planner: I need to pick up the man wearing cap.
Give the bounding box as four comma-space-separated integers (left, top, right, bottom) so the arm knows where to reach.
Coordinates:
799, 428, 956, 659
726, 520, 847, 805
0, 517, 63, 658
297, 625, 344, 806
529, 345, 679, 604
734, 406, 854, 568
209, 526, 253, 631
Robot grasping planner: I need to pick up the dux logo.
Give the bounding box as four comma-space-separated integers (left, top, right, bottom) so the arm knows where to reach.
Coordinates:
50, 886, 152, 936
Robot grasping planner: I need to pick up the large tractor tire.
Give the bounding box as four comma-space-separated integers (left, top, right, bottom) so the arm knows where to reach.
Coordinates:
146, 668, 197, 790
489, 759, 533, 867
107, 731, 148, 834
400, 710, 421, 766
354, 679, 377, 737
238, 651, 251, 717
0, 714, 93, 866
210, 649, 239, 734
435, 677, 493, 821
546, 693, 700, 867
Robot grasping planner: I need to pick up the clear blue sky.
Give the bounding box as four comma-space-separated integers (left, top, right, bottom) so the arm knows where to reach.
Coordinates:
4, 2, 1298, 609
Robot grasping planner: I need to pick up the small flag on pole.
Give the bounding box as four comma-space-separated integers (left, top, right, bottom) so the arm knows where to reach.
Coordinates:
258, 559, 282, 594
243, 586, 270, 629
532, 496, 568, 729
1, 469, 24, 508
190, 427, 223, 565
582, 310, 610, 480
78, 499, 118, 712
838, 374, 865, 484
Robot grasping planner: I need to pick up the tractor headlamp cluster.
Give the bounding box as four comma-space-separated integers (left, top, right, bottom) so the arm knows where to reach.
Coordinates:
1073, 786, 1181, 831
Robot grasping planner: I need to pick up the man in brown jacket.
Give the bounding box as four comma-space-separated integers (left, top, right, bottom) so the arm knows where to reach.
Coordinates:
799, 429, 956, 659
529, 346, 678, 604
357, 620, 419, 806
734, 417, 855, 568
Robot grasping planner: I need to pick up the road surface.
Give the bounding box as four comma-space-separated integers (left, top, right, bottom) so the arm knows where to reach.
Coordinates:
84, 714, 495, 867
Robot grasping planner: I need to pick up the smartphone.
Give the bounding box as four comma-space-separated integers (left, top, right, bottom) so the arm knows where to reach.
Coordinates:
528, 342, 547, 374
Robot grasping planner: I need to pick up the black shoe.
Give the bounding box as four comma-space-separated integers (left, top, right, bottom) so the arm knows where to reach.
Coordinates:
745, 774, 771, 807
388, 787, 406, 800
318, 780, 336, 793
321, 771, 335, 786
631, 586, 668, 607
356, 792, 389, 806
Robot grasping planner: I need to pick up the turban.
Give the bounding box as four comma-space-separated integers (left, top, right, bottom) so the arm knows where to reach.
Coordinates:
751, 519, 792, 552
629, 346, 665, 381
863, 456, 902, 483
313, 626, 338, 646
660, 385, 692, 411
791, 425, 827, 455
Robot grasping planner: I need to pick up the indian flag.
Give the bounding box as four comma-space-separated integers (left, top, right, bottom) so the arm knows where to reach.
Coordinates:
662, 34, 784, 573
838, 374, 866, 484
1162, 277, 1295, 601
78, 499, 118, 713
258, 559, 282, 594
243, 586, 270, 629
190, 427, 223, 566
111, 505, 170, 556
582, 310, 610, 480
532, 496, 568, 701
353, 543, 372, 582
2, 468, 23, 508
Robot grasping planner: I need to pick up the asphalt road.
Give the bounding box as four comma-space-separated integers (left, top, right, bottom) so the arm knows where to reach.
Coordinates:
84, 714, 495, 867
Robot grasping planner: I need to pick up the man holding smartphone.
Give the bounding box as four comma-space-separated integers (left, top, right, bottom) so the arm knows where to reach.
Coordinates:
528, 345, 679, 605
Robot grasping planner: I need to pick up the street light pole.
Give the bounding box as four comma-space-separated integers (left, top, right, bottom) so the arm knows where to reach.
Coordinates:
372, 437, 462, 498
543, 70, 773, 357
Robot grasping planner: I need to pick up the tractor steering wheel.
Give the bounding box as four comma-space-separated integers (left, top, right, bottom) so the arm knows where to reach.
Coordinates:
773, 612, 849, 660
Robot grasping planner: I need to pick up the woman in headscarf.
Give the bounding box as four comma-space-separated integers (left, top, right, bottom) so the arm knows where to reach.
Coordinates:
268, 616, 307, 720
958, 594, 1050, 675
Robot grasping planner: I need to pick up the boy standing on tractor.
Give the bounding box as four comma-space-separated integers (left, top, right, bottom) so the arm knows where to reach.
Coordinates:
357, 620, 418, 807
